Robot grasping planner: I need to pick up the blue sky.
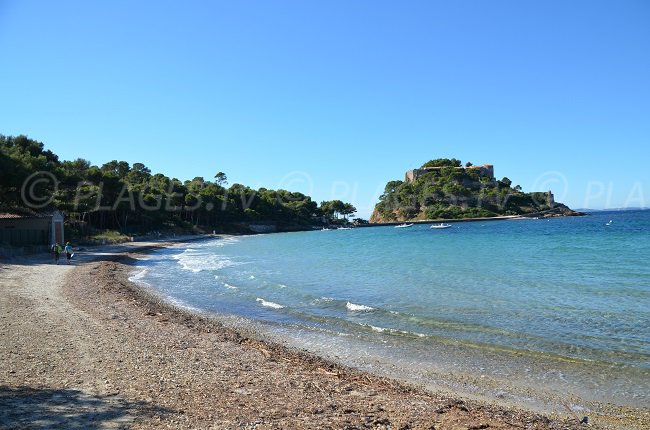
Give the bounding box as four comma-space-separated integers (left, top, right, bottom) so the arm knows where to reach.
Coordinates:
1, 0, 649, 218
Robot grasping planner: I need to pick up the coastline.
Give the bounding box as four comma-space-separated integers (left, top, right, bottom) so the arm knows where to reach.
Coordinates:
1, 239, 645, 429
363, 215, 523, 228
365, 207, 588, 227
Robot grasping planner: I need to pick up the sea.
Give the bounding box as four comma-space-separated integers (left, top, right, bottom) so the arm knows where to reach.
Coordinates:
130, 210, 650, 413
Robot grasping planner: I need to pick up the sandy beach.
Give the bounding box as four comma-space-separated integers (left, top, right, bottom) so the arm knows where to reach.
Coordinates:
0, 239, 645, 429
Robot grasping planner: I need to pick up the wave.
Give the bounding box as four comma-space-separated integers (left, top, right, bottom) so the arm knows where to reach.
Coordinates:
211, 237, 240, 247
223, 283, 238, 290
173, 249, 243, 273
184, 237, 240, 249
128, 268, 151, 286
256, 298, 285, 309
346, 301, 375, 312
363, 323, 426, 338
368, 324, 385, 333
165, 296, 202, 313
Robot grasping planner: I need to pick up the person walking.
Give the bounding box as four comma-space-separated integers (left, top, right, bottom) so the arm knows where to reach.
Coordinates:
64, 242, 73, 264
53, 243, 61, 264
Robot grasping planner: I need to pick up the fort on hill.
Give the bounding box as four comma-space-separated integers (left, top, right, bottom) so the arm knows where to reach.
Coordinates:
405, 164, 494, 183
371, 158, 579, 223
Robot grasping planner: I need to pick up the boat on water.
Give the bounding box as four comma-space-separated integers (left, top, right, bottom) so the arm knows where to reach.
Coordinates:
430, 223, 452, 229
605, 220, 613, 226
394, 223, 414, 228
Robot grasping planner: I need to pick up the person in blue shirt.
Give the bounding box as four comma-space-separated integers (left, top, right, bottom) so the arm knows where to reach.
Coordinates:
64, 242, 73, 264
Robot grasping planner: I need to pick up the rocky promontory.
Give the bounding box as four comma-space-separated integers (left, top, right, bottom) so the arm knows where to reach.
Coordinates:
371, 158, 585, 223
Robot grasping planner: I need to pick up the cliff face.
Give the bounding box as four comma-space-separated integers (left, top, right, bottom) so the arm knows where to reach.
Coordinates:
371, 160, 582, 223
369, 208, 388, 223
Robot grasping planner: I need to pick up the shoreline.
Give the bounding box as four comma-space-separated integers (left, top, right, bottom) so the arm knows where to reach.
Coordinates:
127, 239, 650, 423
364, 208, 588, 227
1, 240, 645, 429
362, 214, 524, 228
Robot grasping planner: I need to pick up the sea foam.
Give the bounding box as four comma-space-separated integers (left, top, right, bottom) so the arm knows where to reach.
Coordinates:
174, 250, 240, 273
256, 298, 285, 309
128, 268, 150, 286
346, 301, 375, 312
362, 323, 426, 338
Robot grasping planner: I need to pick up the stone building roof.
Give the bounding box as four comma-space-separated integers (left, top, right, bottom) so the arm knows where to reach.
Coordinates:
0, 213, 27, 219
0, 210, 62, 220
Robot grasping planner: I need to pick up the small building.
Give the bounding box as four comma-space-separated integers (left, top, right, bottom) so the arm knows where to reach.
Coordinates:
0, 210, 64, 247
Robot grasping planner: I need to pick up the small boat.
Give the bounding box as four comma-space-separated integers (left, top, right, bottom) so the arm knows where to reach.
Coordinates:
337, 226, 353, 230
394, 223, 414, 228
430, 223, 452, 229
605, 220, 613, 226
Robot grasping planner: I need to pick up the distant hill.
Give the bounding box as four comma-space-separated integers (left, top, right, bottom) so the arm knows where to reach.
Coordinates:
371, 158, 583, 223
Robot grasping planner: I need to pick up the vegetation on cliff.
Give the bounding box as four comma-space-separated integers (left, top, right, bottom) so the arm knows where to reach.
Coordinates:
1, 134, 356, 236
371, 158, 578, 222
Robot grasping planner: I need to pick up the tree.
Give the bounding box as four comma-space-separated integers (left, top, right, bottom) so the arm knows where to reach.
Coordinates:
340, 203, 357, 221
421, 158, 461, 168
214, 171, 228, 186
127, 162, 152, 185
320, 199, 356, 222
101, 160, 130, 178
319, 200, 334, 218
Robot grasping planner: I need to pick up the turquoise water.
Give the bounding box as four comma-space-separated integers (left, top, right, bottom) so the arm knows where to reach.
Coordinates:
133, 210, 650, 408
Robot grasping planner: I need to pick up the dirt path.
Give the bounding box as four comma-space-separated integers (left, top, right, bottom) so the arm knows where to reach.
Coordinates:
0, 243, 642, 429
1, 253, 145, 428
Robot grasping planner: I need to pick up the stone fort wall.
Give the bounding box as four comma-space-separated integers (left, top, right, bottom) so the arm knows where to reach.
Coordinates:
405, 164, 495, 183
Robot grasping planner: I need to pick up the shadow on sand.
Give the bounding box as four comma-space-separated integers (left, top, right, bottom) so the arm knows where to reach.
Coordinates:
0, 385, 172, 429
1, 236, 217, 267
1, 247, 157, 268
